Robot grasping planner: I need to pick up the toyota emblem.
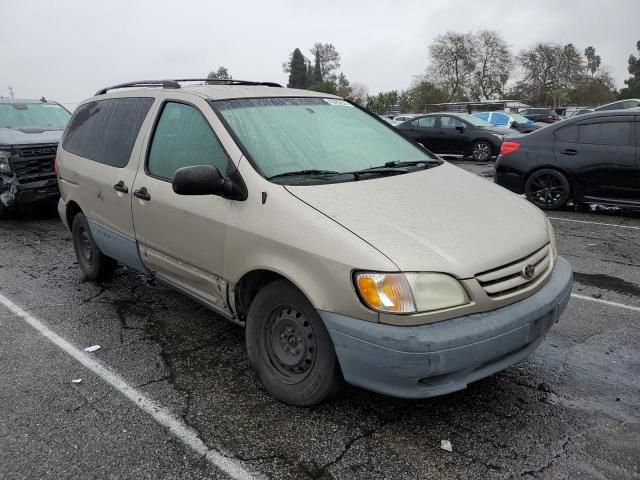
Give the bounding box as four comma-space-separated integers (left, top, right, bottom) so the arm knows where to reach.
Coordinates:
522, 264, 535, 280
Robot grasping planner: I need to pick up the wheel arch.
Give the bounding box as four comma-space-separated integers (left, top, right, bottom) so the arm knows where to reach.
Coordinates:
65, 200, 83, 229
234, 268, 311, 322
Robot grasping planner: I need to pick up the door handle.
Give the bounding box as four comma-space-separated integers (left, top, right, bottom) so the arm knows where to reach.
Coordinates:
113, 180, 128, 193
561, 149, 577, 156
133, 187, 151, 201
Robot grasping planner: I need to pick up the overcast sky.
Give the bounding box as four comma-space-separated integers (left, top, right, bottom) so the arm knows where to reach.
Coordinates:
1, 0, 639, 106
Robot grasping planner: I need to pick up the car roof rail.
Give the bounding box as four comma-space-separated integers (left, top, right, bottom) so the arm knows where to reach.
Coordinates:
95, 78, 282, 96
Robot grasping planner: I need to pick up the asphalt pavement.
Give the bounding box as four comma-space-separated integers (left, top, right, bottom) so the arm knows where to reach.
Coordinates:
1, 160, 639, 479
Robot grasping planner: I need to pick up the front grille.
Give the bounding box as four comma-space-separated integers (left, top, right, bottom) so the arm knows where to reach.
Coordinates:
475, 245, 552, 298
10, 145, 57, 182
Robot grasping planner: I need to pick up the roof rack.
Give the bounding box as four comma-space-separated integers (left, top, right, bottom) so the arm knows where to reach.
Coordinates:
95, 78, 282, 96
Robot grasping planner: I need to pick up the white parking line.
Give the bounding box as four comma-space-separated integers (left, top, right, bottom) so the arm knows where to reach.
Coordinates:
548, 217, 640, 231
571, 293, 640, 313
0, 293, 260, 480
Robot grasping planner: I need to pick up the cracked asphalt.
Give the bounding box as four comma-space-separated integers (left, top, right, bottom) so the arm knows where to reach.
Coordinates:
1, 160, 639, 479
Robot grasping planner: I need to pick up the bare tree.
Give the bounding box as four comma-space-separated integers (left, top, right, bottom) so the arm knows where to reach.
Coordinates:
469, 31, 512, 100
309, 43, 341, 83
427, 32, 476, 101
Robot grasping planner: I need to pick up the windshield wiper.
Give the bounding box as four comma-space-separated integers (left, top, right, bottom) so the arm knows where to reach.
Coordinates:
384, 159, 442, 167
267, 169, 340, 181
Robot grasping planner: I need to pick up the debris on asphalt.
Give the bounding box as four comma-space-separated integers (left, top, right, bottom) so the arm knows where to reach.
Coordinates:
71, 379, 82, 383
440, 440, 452, 452
84, 345, 101, 353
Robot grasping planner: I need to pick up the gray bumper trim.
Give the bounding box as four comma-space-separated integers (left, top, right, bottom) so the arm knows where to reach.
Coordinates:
319, 256, 573, 399
57, 198, 69, 230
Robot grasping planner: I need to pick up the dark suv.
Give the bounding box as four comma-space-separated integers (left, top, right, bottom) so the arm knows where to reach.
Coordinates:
0, 98, 71, 217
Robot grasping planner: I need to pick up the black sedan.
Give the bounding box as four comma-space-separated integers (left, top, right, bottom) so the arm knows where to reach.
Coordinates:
396, 113, 518, 161
495, 111, 639, 210
518, 108, 563, 124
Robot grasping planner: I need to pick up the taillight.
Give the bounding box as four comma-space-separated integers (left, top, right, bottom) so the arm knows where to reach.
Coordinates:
500, 141, 521, 156
546, 115, 554, 121
54, 152, 59, 176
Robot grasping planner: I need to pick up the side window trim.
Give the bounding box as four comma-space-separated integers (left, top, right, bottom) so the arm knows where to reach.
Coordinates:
144, 99, 233, 183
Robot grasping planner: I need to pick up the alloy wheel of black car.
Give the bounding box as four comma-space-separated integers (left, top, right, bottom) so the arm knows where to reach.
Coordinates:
472, 141, 492, 161
524, 169, 571, 210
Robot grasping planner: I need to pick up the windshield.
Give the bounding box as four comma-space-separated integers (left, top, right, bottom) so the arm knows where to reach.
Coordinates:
509, 113, 532, 124
0, 103, 71, 129
213, 97, 437, 181
455, 113, 494, 127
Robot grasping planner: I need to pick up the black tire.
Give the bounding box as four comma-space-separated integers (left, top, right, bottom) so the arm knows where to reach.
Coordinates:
71, 213, 117, 281
246, 280, 343, 406
524, 169, 571, 210
471, 140, 493, 161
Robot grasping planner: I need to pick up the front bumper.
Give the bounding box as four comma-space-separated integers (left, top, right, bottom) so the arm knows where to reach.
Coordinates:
320, 256, 573, 399
0, 176, 59, 208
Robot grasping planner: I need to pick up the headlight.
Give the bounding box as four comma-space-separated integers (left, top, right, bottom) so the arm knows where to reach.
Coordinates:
354, 272, 469, 314
0, 150, 11, 173
547, 219, 557, 259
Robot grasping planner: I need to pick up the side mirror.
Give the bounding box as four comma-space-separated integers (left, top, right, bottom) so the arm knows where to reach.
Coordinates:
172, 165, 233, 197
455, 125, 465, 133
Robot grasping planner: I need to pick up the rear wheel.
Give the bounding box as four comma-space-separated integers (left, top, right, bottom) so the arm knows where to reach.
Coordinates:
471, 140, 492, 161
524, 169, 571, 210
246, 280, 343, 406
72, 213, 117, 281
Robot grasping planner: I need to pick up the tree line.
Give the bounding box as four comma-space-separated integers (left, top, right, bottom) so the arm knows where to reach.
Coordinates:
208, 34, 640, 115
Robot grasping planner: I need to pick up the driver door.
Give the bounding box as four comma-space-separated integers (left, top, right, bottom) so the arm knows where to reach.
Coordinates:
131, 98, 236, 311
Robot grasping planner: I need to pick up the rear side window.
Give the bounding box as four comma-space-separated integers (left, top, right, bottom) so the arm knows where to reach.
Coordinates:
555, 125, 579, 143
417, 117, 436, 128
62, 98, 153, 167
579, 121, 632, 146
147, 102, 230, 180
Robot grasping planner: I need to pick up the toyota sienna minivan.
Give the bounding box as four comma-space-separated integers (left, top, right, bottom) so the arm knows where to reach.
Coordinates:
56, 79, 573, 405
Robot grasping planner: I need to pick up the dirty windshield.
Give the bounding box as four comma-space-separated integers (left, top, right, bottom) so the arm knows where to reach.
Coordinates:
214, 97, 438, 182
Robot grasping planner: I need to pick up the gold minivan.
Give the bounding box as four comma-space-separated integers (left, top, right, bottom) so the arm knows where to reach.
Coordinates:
57, 79, 573, 405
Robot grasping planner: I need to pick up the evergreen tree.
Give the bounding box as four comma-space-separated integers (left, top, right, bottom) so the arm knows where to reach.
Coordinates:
287, 48, 308, 88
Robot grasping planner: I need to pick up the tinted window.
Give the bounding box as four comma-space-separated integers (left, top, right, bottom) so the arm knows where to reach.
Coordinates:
147, 102, 230, 180
555, 125, 579, 142
597, 102, 623, 111
440, 116, 465, 129
417, 117, 436, 128
579, 121, 631, 146
63, 98, 153, 167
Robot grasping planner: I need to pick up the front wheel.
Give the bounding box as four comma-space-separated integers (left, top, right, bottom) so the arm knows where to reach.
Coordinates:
246, 280, 343, 406
524, 169, 571, 210
72, 213, 117, 281
471, 140, 493, 161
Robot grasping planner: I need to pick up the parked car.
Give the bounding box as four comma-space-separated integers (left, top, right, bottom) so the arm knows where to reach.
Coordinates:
594, 98, 640, 112
0, 98, 71, 217
572, 108, 594, 117
518, 108, 563, 124
473, 111, 542, 134
396, 113, 518, 161
57, 79, 572, 405
495, 111, 639, 210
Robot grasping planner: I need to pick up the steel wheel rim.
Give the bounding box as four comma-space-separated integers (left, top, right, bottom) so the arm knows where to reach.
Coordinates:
78, 228, 93, 264
264, 305, 316, 385
530, 173, 565, 207
473, 142, 490, 160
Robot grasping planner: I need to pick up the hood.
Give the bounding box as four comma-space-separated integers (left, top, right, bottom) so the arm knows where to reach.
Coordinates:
0, 127, 63, 146
286, 163, 549, 278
